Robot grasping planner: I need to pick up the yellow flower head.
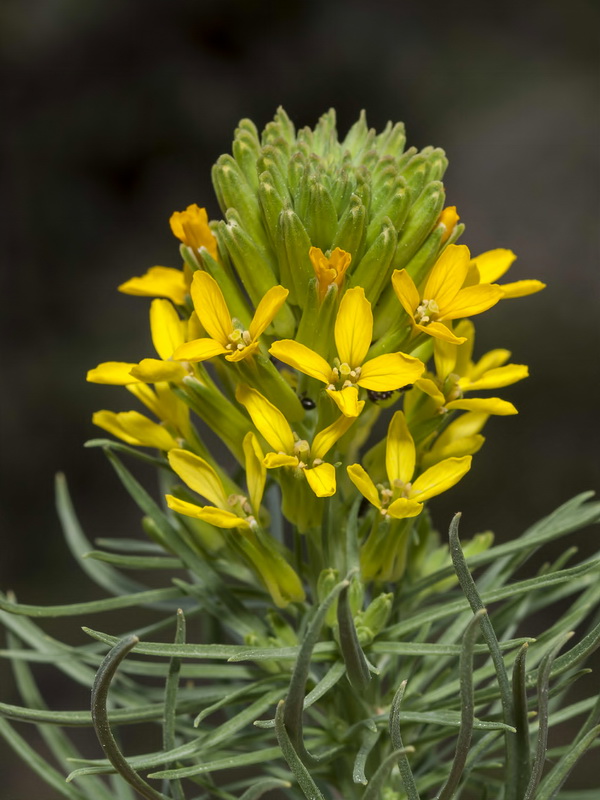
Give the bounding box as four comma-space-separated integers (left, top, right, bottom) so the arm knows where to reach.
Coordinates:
169, 204, 219, 260
468, 249, 546, 299
270, 287, 424, 417
309, 246, 352, 301
173, 271, 289, 364
392, 244, 504, 345
437, 206, 460, 244
347, 410, 472, 519
236, 384, 358, 497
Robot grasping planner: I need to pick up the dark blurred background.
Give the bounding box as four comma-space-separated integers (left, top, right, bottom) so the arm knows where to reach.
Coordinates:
1, 0, 599, 795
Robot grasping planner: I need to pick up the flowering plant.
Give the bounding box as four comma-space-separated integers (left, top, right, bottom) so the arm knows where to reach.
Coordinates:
1, 108, 598, 799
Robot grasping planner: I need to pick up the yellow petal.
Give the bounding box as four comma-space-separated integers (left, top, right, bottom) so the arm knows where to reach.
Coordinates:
422, 434, 485, 468
347, 464, 381, 509
126, 383, 161, 418
499, 280, 546, 299
335, 287, 373, 367
118, 266, 187, 306
304, 462, 336, 497
386, 411, 415, 485
269, 340, 332, 384
190, 271, 232, 347
471, 249, 516, 283
410, 456, 472, 502
452, 320, 475, 376
150, 299, 185, 360
359, 352, 424, 392
441, 284, 503, 320
92, 410, 141, 445
391, 269, 420, 318
94, 410, 177, 450
166, 495, 249, 529
415, 377, 446, 406
87, 362, 140, 385
387, 497, 423, 519
439, 411, 489, 440
418, 321, 467, 344
168, 448, 229, 509
243, 431, 265, 515
424, 244, 471, 309
468, 347, 511, 379
264, 452, 299, 468
169, 204, 218, 260
446, 398, 518, 415
460, 364, 528, 392
236, 384, 295, 454
173, 338, 229, 362
129, 359, 187, 383
312, 414, 358, 460
248, 285, 289, 341
326, 386, 365, 418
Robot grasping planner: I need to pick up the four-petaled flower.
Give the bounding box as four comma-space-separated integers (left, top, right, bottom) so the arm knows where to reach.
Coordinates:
236, 384, 359, 497
347, 410, 472, 519
173, 271, 289, 363
392, 244, 504, 344
270, 287, 424, 417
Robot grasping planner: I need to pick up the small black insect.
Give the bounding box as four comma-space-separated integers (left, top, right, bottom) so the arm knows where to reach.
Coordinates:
300, 396, 316, 410
367, 390, 396, 403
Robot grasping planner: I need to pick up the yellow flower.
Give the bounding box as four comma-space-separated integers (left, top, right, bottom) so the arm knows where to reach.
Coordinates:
437, 206, 460, 244
413, 319, 527, 416
92, 410, 178, 451
118, 266, 187, 306
87, 299, 188, 385
173, 271, 288, 364
347, 410, 472, 519
166, 437, 305, 607
236, 384, 359, 497
270, 287, 424, 417
169, 204, 218, 261
468, 249, 546, 299
309, 246, 352, 301
392, 244, 504, 344
165, 443, 259, 531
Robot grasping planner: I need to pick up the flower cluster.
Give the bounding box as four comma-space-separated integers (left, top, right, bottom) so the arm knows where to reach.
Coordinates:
87, 108, 544, 602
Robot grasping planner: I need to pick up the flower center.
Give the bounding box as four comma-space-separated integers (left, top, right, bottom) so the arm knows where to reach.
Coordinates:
392, 478, 413, 498
227, 493, 253, 516
225, 326, 253, 352
415, 298, 440, 325
329, 358, 362, 389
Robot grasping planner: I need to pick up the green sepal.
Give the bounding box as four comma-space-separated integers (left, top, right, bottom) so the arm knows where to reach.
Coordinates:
296, 280, 338, 359
350, 218, 398, 304
238, 354, 304, 423
304, 180, 338, 251
392, 180, 446, 270
257, 144, 292, 202
376, 120, 407, 158
276, 208, 314, 307
211, 153, 269, 250
232, 129, 262, 192
331, 193, 367, 259
365, 183, 410, 250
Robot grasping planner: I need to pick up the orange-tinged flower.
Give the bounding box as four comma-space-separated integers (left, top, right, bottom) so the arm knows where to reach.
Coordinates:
392, 244, 504, 344
437, 206, 460, 244
309, 246, 352, 301
270, 287, 424, 417
169, 204, 218, 260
